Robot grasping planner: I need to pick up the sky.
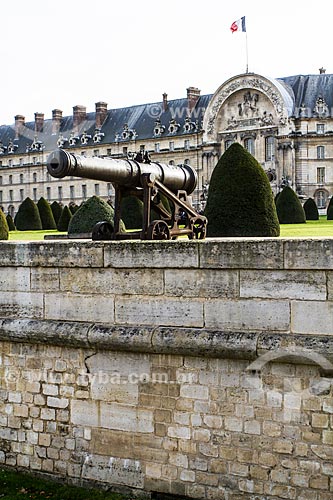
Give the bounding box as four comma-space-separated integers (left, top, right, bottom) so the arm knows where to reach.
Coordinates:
0, 0, 331, 126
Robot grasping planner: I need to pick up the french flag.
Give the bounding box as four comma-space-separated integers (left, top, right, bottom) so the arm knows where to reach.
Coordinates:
230, 16, 246, 33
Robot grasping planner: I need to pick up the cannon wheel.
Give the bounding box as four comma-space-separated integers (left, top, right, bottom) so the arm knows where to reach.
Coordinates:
92, 221, 114, 240
147, 220, 171, 240
188, 216, 207, 240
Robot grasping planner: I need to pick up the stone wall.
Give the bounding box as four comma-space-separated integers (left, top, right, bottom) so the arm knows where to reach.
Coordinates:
0, 238, 333, 499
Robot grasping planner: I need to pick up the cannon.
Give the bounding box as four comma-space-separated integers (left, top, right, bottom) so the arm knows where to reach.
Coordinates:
47, 149, 207, 240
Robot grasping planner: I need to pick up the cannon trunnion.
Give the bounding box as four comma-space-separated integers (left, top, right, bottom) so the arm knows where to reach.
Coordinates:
47, 149, 207, 240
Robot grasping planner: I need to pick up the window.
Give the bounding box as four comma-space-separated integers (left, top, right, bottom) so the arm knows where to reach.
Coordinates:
317, 167, 325, 184
9, 190, 13, 202
19, 158, 23, 166
317, 124, 325, 134
169, 160, 175, 165
317, 146, 325, 159
122, 147, 128, 156
94, 184, 100, 196
58, 186, 62, 201
0, 176, 2, 185
225, 140, 233, 151
316, 190, 327, 208
20, 189, 24, 201
33, 188, 37, 201
33, 172, 37, 183
70, 185, 75, 200
46, 187, 51, 201
81, 151, 86, 157
155, 143, 160, 153
244, 138, 255, 155
8, 160, 13, 167
184, 139, 190, 150
0, 191, 2, 203
107, 183, 113, 197
32, 157, 38, 165
107, 148, 112, 156
93, 149, 100, 157
9, 175, 13, 184
169, 141, 174, 151
184, 159, 190, 165
82, 185, 87, 199
20, 174, 24, 183
265, 136, 275, 161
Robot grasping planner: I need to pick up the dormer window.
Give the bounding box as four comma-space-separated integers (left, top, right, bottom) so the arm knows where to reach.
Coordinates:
183, 117, 196, 133
122, 123, 136, 140
0, 142, 7, 155
57, 134, 68, 148
153, 119, 165, 137
168, 119, 180, 134
313, 96, 329, 118
29, 136, 44, 152
81, 131, 92, 145
93, 128, 105, 144
7, 140, 19, 154
69, 133, 80, 146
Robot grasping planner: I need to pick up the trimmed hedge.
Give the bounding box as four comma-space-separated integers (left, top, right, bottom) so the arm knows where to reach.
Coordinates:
0, 210, 9, 240
51, 201, 63, 224
57, 206, 73, 231
120, 195, 144, 229
68, 196, 125, 235
204, 143, 280, 237
276, 186, 306, 224
6, 214, 16, 231
327, 196, 333, 220
303, 198, 319, 220
15, 197, 42, 230
37, 197, 57, 229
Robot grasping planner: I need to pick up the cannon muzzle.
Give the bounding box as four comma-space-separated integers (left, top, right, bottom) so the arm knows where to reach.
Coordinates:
47, 149, 197, 195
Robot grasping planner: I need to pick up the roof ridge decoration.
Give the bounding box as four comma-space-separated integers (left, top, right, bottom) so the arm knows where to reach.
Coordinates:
202, 73, 292, 143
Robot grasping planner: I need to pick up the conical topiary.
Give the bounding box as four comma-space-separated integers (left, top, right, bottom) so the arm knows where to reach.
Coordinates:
6, 214, 16, 231
68, 195, 125, 235
276, 186, 306, 224
327, 196, 333, 220
51, 201, 63, 225
15, 197, 42, 230
303, 198, 319, 220
120, 195, 144, 229
37, 197, 57, 229
69, 203, 79, 215
0, 210, 9, 240
204, 143, 280, 237
57, 206, 72, 231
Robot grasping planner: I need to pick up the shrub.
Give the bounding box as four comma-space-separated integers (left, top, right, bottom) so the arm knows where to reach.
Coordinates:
51, 201, 63, 224
276, 186, 306, 224
57, 206, 72, 231
303, 198, 319, 220
327, 196, 333, 220
68, 195, 125, 235
204, 143, 280, 237
69, 203, 79, 215
0, 210, 9, 240
37, 197, 57, 229
15, 197, 42, 230
120, 195, 144, 229
6, 214, 16, 231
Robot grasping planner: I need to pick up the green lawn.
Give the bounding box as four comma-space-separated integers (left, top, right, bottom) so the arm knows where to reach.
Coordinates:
9, 230, 66, 241
0, 468, 133, 500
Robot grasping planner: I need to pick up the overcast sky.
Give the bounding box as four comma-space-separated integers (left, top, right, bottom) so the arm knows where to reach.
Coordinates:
0, 0, 330, 126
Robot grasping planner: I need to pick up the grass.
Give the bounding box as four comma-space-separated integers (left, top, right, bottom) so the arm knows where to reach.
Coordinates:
9, 230, 66, 241
0, 468, 133, 500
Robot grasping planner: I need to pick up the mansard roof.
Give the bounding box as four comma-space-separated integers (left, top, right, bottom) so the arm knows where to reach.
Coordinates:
279, 74, 333, 118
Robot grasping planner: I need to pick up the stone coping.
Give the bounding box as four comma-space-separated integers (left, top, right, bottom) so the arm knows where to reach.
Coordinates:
1, 318, 333, 374
1, 237, 333, 269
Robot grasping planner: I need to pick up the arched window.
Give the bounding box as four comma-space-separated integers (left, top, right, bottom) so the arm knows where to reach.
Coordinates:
315, 190, 327, 209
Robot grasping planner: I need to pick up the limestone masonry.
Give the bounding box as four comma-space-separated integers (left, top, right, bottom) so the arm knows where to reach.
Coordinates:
0, 238, 333, 499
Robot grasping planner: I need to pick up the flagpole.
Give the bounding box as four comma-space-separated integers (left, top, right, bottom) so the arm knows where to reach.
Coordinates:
245, 30, 249, 73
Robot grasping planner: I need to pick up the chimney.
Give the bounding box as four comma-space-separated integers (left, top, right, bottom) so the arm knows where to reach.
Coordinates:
319, 67, 326, 74
73, 105, 87, 133
187, 87, 201, 112
52, 109, 63, 135
34, 112, 44, 133
14, 114, 25, 140
162, 93, 168, 112
95, 101, 108, 129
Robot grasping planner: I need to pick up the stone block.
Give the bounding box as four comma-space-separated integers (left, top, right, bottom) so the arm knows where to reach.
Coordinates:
0, 267, 30, 292
180, 384, 209, 400
104, 240, 199, 268
45, 293, 114, 323
82, 454, 144, 488
205, 299, 290, 331
115, 296, 204, 327
31, 268, 60, 292
240, 270, 326, 300
71, 400, 99, 427
284, 240, 333, 269
165, 269, 239, 298
199, 239, 284, 269
60, 267, 164, 295
100, 402, 154, 433
0, 292, 43, 319
291, 301, 333, 334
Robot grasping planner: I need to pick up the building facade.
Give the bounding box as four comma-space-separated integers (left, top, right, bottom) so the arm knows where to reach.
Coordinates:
1, 70, 333, 217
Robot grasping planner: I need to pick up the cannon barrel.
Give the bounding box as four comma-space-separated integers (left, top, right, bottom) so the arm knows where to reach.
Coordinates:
47, 149, 197, 194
